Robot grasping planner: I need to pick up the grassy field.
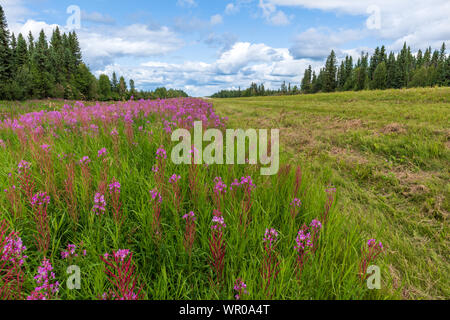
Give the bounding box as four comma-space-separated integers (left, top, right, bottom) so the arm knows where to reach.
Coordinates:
212, 87, 450, 299
0, 89, 447, 300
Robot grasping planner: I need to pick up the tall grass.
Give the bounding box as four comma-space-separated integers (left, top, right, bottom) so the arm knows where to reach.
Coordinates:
0, 98, 387, 300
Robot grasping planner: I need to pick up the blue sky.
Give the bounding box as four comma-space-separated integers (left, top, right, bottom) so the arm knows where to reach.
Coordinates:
1, 0, 449, 96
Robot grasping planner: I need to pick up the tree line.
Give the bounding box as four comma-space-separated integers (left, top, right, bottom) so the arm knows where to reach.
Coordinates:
0, 5, 187, 101
211, 42, 449, 98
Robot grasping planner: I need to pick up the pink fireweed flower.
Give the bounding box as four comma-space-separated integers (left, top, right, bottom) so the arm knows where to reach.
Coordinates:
156, 147, 167, 160
294, 229, 313, 254
211, 216, 227, 231
213, 177, 227, 195
61, 244, 78, 260
310, 219, 322, 230
27, 258, 60, 300
290, 198, 302, 208
31, 192, 50, 206
263, 228, 279, 249
110, 128, 119, 136
92, 193, 106, 215
98, 148, 108, 158
79, 156, 91, 166
114, 249, 130, 262
1, 233, 28, 266
149, 189, 162, 203
233, 278, 248, 300
108, 180, 121, 194
17, 160, 31, 173
359, 239, 384, 281
169, 174, 181, 184
40, 144, 51, 153
152, 165, 159, 173
182, 211, 196, 221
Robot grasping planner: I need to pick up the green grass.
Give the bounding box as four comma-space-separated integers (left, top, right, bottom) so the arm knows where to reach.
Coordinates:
212, 87, 450, 299
1, 88, 447, 300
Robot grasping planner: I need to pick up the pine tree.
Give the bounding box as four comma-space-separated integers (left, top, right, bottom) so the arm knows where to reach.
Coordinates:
98, 74, 112, 101
0, 5, 12, 88
16, 33, 28, 68
323, 50, 337, 92
301, 65, 312, 93
372, 61, 387, 90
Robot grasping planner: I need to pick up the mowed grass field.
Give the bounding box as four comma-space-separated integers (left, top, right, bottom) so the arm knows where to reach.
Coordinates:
212, 87, 450, 299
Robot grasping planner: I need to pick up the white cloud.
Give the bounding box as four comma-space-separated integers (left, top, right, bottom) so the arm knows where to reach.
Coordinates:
6, 17, 184, 68
290, 27, 364, 59
81, 11, 115, 25
225, 3, 239, 15
96, 42, 322, 96
259, 0, 291, 26
262, 0, 450, 50
177, 0, 197, 8
210, 14, 223, 25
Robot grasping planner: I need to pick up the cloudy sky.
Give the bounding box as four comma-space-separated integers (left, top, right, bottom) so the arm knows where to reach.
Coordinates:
1, 0, 449, 96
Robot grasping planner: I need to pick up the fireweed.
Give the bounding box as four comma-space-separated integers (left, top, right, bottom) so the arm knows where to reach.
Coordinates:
63, 158, 78, 223
92, 192, 107, 216
17, 160, 35, 204
149, 188, 163, 241
61, 242, 87, 261
229, 176, 255, 231
27, 258, 60, 300
209, 211, 227, 287
4, 173, 22, 218
79, 156, 92, 197
31, 192, 51, 255
213, 177, 227, 212
182, 211, 196, 255
359, 239, 384, 281
97, 148, 110, 195
188, 147, 200, 201
0, 220, 27, 300
294, 219, 323, 280
100, 249, 142, 300
290, 198, 302, 220
261, 228, 280, 298
155, 147, 167, 194
169, 174, 183, 214
233, 278, 248, 300
38, 144, 56, 199
108, 178, 123, 226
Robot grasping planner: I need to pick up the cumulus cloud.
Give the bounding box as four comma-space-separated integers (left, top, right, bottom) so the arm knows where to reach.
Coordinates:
225, 3, 239, 15
259, 0, 291, 26
210, 14, 223, 25
81, 11, 115, 25
177, 0, 198, 8
96, 42, 322, 96
5, 16, 184, 69
290, 27, 365, 59
263, 0, 450, 50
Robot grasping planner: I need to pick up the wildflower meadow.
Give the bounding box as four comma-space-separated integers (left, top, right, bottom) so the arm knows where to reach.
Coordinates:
0, 98, 387, 300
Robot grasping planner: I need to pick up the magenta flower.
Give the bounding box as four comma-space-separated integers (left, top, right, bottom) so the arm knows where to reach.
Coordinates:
169, 174, 181, 184
156, 147, 167, 160
92, 193, 106, 215
98, 148, 108, 158
27, 258, 60, 300
263, 228, 279, 249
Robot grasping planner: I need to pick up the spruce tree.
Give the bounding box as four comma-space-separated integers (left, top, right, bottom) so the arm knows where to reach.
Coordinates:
0, 5, 12, 87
